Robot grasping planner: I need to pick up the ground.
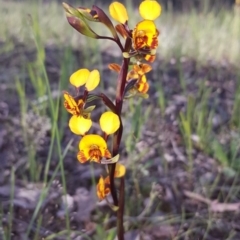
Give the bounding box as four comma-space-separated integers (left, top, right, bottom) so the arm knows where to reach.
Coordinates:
0, 38, 240, 240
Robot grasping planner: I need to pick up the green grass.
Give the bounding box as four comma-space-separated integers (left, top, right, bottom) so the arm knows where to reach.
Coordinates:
1, 0, 240, 239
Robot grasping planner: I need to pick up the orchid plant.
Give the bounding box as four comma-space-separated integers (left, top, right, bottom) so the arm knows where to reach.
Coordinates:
62, 1, 161, 239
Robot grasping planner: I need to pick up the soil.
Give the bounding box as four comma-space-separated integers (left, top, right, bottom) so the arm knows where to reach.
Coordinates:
0, 40, 240, 240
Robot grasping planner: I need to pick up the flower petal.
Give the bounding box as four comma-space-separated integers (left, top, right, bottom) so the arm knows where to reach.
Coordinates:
70, 69, 90, 87
136, 75, 149, 93
100, 111, 120, 135
127, 70, 139, 81
85, 70, 100, 91
69, 115, 92, 135
114, 163, 126, 178
63, 91, 80, 115
139, 0, 161, 20
109, 2, 128, 24
133, 64, 152, 75
108, 63, 121, 73
96, 176, 110, 201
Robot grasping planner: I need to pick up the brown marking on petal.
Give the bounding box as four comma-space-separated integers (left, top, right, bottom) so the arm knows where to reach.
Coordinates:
77, 151, 88, 163
77, 99, 84, 108
108, 63, 121, 73
134, 35, 148, 50
89, 145, 102, 163
63, 92, 82, 116
64, 100, 80, 116
151, 35, 159, 49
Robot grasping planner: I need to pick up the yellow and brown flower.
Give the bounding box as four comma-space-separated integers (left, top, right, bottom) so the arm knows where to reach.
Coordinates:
97, 163, 126, 201
132, 20, 159, 51
77, 134, 112, 163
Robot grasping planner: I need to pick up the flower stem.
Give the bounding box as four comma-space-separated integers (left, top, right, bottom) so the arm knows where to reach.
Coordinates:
117, 177, 125, 240
109, 57, 129, 206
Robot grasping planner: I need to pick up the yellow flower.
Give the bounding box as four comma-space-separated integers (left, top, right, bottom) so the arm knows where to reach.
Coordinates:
132, 20, 159, 51
127, 64, 151, 94
97, 176, 110, 201
63, 92, 84, 116
127, 64, 152, 80
69, 115, 92, 135
97, 163, 126, 201
77, 135, 112, 163
109, 2, 128, 24
99, 111, 120, 135
139, 0, 161, 20
109, 63, 151, 95
70, 68, 100, 91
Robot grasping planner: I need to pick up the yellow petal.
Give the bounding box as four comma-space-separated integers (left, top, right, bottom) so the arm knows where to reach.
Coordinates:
85, 69, 100, 91
96, 176, 105, 200
109, 2, 128, 24
70, 69, 90, 88
99, 111, 120, 135
69, 115, 92, 135
139, 0, 161, 20
114, 163, 126, 178
96, 176, 110, 201
78, 134, 111, 163
63, 91, 80, 115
